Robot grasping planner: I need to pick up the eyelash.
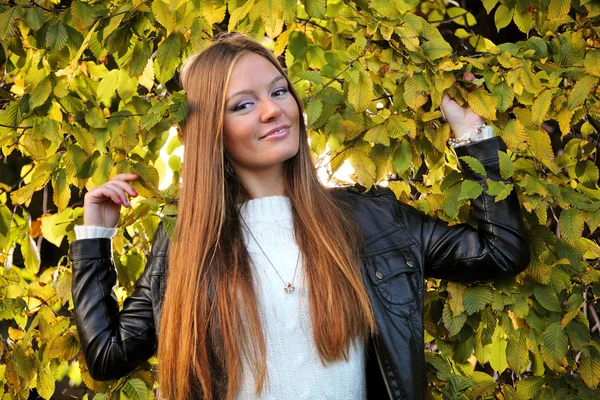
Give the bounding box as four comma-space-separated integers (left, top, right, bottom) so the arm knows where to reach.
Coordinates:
232, 87, 289, 112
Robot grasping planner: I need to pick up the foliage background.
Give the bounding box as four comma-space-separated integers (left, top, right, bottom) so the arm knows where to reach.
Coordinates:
1, 0, 600, 398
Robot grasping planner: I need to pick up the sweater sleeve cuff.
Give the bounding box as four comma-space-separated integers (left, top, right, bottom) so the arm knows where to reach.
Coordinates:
74, 225, 118, 240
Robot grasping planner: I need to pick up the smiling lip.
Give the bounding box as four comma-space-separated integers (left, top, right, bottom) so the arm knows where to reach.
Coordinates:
260, 125, 290, 140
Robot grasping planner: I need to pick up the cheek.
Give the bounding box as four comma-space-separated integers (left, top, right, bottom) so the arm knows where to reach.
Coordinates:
223, 119, 256, 159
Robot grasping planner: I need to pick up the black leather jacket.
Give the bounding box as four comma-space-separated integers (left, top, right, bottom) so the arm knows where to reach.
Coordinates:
70, 137, 530, 400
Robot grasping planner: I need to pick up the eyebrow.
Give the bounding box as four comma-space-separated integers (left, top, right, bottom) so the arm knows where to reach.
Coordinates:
226, 75, 287, 103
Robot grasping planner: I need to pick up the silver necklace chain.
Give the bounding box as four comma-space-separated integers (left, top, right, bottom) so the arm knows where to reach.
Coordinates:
239, 216, 300, 294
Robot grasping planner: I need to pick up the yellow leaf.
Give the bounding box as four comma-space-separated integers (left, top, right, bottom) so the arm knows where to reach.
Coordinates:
403, 74, 429, 110
499, 119, 528, 149
548, 0, 571, 20
568, 75, 598, 110
467, 89, 497, 120
584, 50, 600, 77
531, 89, 553, 126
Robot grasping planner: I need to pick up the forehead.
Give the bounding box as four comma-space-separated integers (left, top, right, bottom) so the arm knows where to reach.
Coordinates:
227, 52, 282, 91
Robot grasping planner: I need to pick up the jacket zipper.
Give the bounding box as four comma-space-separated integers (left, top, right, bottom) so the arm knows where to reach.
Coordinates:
374, 343, 394, 400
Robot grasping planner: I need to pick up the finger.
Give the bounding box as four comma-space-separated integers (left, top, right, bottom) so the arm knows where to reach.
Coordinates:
106, 179, 138, 197
112, 173, 139, 182
103, 183, 132, 206
88, 186, 126, 206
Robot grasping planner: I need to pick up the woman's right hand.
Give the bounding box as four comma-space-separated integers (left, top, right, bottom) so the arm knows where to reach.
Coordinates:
83, 173, 139, 228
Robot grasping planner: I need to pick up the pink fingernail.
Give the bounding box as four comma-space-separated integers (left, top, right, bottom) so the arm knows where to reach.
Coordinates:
132, 189, 138, 196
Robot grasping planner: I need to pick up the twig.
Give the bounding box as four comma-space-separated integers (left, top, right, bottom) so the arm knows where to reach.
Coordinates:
0, 123, 33, 130
307, 37, 372, 103
294, 18, 332, 33
548, 206, 560, 238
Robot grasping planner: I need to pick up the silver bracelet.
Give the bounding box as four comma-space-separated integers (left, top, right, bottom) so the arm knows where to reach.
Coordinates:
448, 124, 493, 147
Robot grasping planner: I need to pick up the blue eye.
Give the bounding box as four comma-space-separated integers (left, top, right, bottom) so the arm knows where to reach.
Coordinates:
232, 101, 253, 112
272, 87, 289, 98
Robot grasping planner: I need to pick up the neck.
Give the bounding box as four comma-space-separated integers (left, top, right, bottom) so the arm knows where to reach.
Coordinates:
234, 164, 286, 200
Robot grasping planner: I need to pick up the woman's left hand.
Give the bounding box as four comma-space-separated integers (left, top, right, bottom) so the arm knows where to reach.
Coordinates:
440, 93, 485, 140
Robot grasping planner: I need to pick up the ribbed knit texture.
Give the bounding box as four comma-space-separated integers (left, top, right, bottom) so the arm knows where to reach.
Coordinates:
236, 196, 366, 400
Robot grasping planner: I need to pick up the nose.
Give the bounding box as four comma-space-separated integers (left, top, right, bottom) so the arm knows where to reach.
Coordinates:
260, 97, 283, 123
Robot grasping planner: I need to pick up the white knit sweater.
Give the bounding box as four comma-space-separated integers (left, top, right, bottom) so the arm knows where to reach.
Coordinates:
75, 195, 366, 399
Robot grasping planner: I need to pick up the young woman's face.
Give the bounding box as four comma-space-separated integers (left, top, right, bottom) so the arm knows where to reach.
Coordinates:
223, 52, 300, 176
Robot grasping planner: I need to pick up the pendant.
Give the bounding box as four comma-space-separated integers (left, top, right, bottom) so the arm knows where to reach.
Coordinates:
284, 283, 295, 294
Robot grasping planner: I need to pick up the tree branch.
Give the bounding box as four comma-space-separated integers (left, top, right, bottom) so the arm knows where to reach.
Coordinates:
307, 37, 372, 103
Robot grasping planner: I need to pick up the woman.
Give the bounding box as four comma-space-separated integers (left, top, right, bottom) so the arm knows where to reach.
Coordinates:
70, 33, 530, 400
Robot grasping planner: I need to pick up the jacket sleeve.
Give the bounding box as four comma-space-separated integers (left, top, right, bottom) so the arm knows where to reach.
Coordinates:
399, 136, 531, 281
70, 224, 167, 381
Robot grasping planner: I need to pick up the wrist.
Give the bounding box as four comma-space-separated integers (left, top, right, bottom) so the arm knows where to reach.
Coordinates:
448, 124, 493, 147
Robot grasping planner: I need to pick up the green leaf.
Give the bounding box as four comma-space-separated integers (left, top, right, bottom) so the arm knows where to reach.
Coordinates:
155, 34, 182, 84
459, 156, 487, 177
46, 21, 69, 52
122, 378, 149, 400
393, 139, 412, 175
566, 320, 591, 350
51, 169, 70, 212
306, 99, 323, 127
169, 91, 188, 123
421, 38, 452, 60
130, 39, 152, 77
516, 377, 544, 399
486, 180, 514, 202
542, 322, 569, 370
494, 5, 513, 31
482, 0, 498, 14
513, 9, 534, 33
464, 286, 493, 314
120, 117, 140, 153
21, 234, 41, 274
507, 329, 529, 374
97, 69, 118, 107
152, 0, 175, 32
534, 284, 561, 312
92, 153, 114, 186
584, 50, 600, 77
559, 208, 585, 244
458, 180, 483, 201
29, 77, 53, 110
71, 0, 97, 31
117, 69, 138, 101
364, 124, 389, 146
261, 0, 284, 38
548, 0, 571, 20
347, 68, 373, 113
441, 181, 461, 219
25, 7, 45, 31
0, 6, 25, 40
492, 82, 514, 113
442, 301, 466, 336
580, 342, 600, 388
531, 89, 553, 126
568, 75, 599, 110
490, 325, 508, 373
228, 0, 254, 30
471, 371, 496, 398
467, 89, 497, 120
498, 151, 514, 179
85, 108, 108, 129
305, 0, 326, 19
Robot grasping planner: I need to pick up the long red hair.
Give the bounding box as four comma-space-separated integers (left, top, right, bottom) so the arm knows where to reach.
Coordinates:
157, 33, 375, 400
